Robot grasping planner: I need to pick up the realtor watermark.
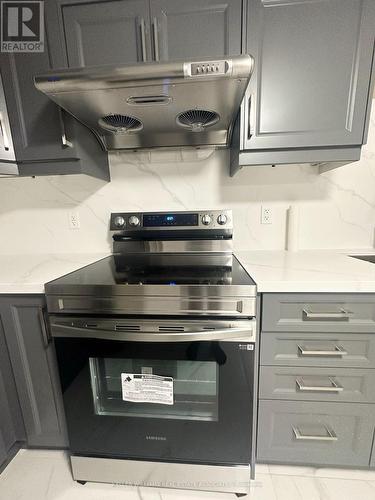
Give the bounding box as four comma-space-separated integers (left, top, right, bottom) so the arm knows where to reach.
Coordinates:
1, 1, 44, 52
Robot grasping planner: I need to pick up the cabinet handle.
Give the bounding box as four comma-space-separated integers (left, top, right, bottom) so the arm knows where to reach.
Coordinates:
296, 377, 344, 393
59, 108, 73, 148
0, 113, 10, 151
297, 344, 348, 357
293, 426, 338, 442
152, 17, 160, 62
38, 308, 51, 348
247, 94, 253, 140
140, 18, 147, 62
302, 308, 352, 321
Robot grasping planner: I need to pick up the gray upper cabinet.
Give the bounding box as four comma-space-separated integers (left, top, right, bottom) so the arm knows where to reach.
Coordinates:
0, 72, 16, 171
0, 296, 68, 448
0, 48, 110, 178
231, 0, 375, 173
48, 0, 242, 69
150, 0, 242, 61
58, 0, 151, 67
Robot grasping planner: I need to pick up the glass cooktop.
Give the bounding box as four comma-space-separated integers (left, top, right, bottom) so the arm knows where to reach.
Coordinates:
46, 254, 255, 287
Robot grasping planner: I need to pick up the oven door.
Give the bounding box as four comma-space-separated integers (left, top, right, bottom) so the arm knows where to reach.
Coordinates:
51, 317, 255, 466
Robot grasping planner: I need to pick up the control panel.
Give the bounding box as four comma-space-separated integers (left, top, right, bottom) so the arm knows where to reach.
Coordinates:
110, 210, 232, 232
184, 60, 231, 77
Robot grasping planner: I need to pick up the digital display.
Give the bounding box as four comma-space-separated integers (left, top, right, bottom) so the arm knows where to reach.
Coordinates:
143, 213, 199, 227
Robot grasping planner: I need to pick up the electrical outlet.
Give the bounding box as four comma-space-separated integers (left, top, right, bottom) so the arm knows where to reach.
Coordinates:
261, 206, 273, 224
68, 211, 80, 229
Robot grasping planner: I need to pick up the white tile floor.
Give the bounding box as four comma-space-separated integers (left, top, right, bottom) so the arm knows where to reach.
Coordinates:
1, 450, 375, 500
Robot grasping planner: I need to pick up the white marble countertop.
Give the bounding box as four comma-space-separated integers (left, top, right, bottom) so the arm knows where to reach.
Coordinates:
236, 249, 375, 293
2, 249, 375, 295
0, 253, 109, 294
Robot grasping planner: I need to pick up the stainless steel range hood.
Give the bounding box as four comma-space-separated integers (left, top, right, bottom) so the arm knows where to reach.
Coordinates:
34, 55, 254, 151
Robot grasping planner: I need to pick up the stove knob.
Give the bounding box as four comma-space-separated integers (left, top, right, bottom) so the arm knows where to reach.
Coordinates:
113, 216, 125, 228
217, 214, 228, 225
201, 214, 212, 226
128, 215, 140, 227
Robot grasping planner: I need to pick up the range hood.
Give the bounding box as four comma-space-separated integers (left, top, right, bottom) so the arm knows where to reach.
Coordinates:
34, 55, 254, 151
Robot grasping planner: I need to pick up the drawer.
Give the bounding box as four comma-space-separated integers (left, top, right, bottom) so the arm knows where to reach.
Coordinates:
259, 366, 375, 403
262, 293, 375, 333
257, 400, 374, 467
261, 331, 375, 368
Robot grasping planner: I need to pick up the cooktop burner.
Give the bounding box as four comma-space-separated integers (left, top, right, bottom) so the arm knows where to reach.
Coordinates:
45, 210, 256, 317
47, 253, 254, 287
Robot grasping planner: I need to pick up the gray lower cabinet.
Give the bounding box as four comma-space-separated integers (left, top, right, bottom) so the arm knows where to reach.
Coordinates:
47, 0, 242, 68
0, 433, 7, 468
0, 296, 68, 448
259, 366, 375, 404
257, 400, 374, 467
371, 442, 375, 468
258, 292, 375, 468
0, 376, 15, 468
262, 293, 375, 334
260, 331, 375, 368
0, 313, 24, 466
231, 0, 375, 173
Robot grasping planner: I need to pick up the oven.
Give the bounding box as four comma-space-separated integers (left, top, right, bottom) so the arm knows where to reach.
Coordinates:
51, 317, 255, 467
46, 209, 257, 495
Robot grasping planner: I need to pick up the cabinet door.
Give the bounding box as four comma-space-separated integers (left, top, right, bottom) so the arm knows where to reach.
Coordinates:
0, 372, 16, 459
262, 293, 375, 334
258, 400, 374, 467
242, 0, 375, 151
0, 433, 6, 468
0, 48, 109, 178
59, 0, 151, 67
0, 53, 82, 163
0, 326, 21, 451
260, 331, 375, 369
150, 0, 242, 61
371, 440, 375, 468
0, 71, 15, 164
0, 316, 24, 466
1, 297, 68, 448
259, 366, 375, 404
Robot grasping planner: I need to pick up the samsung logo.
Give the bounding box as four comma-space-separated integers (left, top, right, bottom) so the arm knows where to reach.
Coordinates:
146, 435, 167, 441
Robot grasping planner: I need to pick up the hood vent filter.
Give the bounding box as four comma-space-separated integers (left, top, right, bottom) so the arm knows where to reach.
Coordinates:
99, 114, 143, 133
176, 109, 219, 132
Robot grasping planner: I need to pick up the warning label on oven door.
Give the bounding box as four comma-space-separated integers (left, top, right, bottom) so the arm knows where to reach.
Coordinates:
121, 373, 174, 405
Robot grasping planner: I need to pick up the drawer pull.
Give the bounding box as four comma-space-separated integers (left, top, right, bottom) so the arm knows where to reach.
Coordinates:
296, 377, 344, 393
302, 308, 352, 321
297, 344, 348, 357
292, 426, 338, 442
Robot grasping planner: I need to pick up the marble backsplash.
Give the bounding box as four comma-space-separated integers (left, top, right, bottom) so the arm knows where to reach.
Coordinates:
0, 101, 374, 255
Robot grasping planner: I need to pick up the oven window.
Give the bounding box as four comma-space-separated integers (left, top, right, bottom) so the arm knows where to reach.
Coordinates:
89, 357, 218, 421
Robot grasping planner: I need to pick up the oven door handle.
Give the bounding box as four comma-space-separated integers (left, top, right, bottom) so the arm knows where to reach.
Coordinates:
50, 323, 254, 342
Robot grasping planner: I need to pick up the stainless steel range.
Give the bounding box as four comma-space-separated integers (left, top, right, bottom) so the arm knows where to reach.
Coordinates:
46, 210, 257, 496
